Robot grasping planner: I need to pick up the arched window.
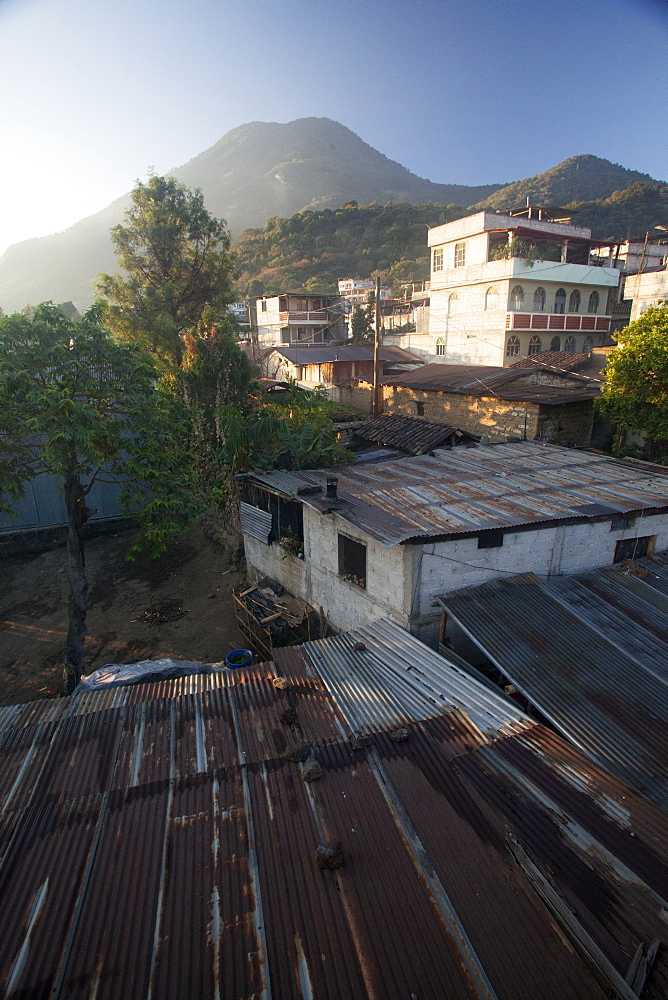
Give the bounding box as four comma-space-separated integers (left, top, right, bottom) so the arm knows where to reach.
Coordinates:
564, 336, 576, 353
448, 293, 459, 315
550, 336, 561, 351
554, 288, 566, 314
528, 336, 542, 355
533, 287, 546, 311
583, 336, 594, 352
454, 241, 466, 267
436, 338, 446, 356
485, 286, 499, 311
506, 336, 520, 357
588, 291, 599, 314
510, 285, 525, 310
569, 290, 581, 313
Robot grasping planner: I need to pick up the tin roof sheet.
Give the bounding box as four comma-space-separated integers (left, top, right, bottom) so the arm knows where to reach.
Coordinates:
380, 363, 597, 404
244, 441, 668, 546
2, 619, 668, 999
353, 413, 477, 455
271, 344, 421, 365
439, 557, 668, 810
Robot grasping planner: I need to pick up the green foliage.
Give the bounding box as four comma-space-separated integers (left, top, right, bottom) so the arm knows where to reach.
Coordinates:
235, 202, 472, 296
220, 384, 354, 473
0, 303, 211, 688
96, 175, 235, 369
597, 304, 668, 457
0, 303, 205, 547
350, 303, 373, 344
566, 183, 668, 241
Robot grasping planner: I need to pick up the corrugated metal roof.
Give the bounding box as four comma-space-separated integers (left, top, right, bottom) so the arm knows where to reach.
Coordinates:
381, 362, 598, 404
439, 557, 668, 810
3, 619, 668, 997
353, 414, 477, 455
243, 441, 668, 546
271, 344, 421, 364
240, 500, 273, 543
2, 620, 668, 997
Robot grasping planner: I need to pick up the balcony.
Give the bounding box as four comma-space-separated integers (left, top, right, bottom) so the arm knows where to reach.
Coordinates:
279, 310, 328, 323
506, 313, 611, 333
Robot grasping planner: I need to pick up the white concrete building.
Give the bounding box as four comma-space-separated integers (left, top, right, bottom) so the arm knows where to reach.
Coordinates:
239, 442, 668, 646
423, 211, 620, 366
255, 293, 346, 347
623, 268, 668, 321
338, 278, 391, 303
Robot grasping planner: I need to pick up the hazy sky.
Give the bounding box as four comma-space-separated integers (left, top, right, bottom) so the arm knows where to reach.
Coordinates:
1, 0, 666, 255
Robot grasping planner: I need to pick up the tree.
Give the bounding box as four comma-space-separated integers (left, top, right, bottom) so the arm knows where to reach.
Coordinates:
96, 175, 235, 369
350, 303, 373, 344
0, 303, 205, 692
597, 304, 668, 458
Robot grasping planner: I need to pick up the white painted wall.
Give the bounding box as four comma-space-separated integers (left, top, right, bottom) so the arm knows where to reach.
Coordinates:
624, 270, 668, 321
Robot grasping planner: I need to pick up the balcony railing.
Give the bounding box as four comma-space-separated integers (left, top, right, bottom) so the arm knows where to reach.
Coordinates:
506, 312, 611, 333
279, 310, 328, 323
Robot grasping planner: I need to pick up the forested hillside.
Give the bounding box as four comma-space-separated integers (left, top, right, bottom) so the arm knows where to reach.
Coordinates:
234, 202, 475, 295
234, 184, 668, 297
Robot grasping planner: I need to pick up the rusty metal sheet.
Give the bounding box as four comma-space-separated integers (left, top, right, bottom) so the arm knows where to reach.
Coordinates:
149, 768, 266, 1000
0, 720, 60, 815
374, 728, 610, 1000
0, 794, 103, 1000
57, 780, 171, 1000
246, 756, 370, 999
310, 741, 489, 999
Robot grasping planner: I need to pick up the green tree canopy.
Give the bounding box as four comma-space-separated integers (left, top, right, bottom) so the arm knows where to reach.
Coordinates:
597, 304, 668, 457
0, 303, 206, 691
96, 175, 235, 369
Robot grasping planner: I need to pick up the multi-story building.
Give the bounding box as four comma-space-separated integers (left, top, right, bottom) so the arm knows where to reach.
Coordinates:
337, 278, 391, 304
426, 210, 621, 366
255, 293, 346, 347
623, 267, 668, 321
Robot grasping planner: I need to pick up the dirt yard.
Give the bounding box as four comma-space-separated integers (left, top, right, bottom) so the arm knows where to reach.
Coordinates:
0, 525, 247, 705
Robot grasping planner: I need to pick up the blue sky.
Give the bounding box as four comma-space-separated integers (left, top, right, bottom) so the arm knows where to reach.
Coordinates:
0, 0, 666, 255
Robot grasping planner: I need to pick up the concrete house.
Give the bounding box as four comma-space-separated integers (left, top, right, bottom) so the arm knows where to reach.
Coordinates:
264, 344, 421, 391
624, 267, 668, 321
379, 361, 600, 445
255, 293, 346, 347
425, 208, 620, 365
239, 441, 668, 645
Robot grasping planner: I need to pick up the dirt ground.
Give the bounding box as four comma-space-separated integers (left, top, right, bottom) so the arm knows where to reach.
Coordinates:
0, 525, 247, 706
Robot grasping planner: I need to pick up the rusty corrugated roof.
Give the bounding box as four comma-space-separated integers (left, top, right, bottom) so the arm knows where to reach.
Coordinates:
439, 556, 668, 810
243, 441, 668, 546
1, 619, 668, 998
353, 413, 477, 455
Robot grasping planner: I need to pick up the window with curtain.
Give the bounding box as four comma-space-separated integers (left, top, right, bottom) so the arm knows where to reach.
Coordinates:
448, 293, 459, 315
588, 291, 599, 313
569, 290, 581, 313
564, 336, 576, 352
554, 288, 566, 314
510, 285, 525, 310
506, 336, 520, 356
533, 287, 546, 311
528, 336, 542, 355
485, 286, 499, 311
454, 242, 466, 267
550, 336, 561, 351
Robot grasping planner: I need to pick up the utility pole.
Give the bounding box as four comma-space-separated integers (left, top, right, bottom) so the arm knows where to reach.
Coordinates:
372, 276, 382, 417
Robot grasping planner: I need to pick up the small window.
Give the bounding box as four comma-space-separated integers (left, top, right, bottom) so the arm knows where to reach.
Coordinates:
485, 286, 499, 311
338, 534, 366, 588
436, 338, 446, 356
569, 290, 581, 313
510, 285, 525, 310
588, 291, 600, 314
528, 335, 542, 355
433, 248, 444, 272
448, 293, 459, 315
414, 401, 425, 416
533, 287, 546, 311
478, 529, 504, 549
454, 241, 466, 267
614, 536, 654, 563
550, 336, 561, 351
261, 300, 267, 312
506, 335, 520, 357
611, 516, 634, 531
564, 336, 576, 352
554, 288, 566, 314
583, 335, 594, 352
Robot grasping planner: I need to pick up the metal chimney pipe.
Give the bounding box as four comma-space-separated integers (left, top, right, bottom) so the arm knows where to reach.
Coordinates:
326, 477, 338, 498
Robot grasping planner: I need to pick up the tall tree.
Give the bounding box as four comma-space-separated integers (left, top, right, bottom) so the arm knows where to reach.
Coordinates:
350, 303, 373, 344
0, 303, 204, 692
597, 303, 668, 458
96, 175, 235, 369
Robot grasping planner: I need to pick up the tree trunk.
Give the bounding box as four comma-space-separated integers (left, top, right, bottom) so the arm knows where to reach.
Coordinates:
63, 462, 88, 695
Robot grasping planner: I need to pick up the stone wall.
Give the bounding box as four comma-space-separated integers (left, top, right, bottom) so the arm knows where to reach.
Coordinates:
536, 399, 595, 446
382, 385, 541, 442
